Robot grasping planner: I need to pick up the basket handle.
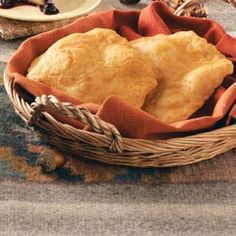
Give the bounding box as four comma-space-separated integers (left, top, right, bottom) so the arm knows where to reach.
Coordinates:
28, 95, 124, 153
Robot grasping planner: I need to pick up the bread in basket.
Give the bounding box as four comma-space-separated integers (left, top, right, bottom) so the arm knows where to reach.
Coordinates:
4, 2, 236, 169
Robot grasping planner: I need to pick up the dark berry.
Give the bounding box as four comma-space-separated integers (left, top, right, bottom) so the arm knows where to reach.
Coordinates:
0, 0, 13, 8
42, 3, 59, 15
120, 0, 141, 4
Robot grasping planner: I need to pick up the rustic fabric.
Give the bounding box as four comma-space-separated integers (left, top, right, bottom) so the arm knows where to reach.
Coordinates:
6, 1, 236, 139
1, 1, 236, 234
0, 180, 236, 236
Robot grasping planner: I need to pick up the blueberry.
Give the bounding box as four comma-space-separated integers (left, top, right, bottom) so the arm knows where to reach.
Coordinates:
0, 0, 13, 8
120, 0, 141, 4
43, 3, 59, 15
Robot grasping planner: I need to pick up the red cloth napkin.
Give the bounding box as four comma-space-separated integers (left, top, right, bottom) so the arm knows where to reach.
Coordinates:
6, 2, 236, 139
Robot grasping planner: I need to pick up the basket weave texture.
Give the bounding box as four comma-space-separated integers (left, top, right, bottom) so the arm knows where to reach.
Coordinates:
166, 0, 236, 17
162, 0, 207, 17
4, 73, 236, 167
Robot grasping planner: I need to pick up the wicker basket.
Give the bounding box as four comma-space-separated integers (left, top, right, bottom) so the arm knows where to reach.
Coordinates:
4, 73, 236, 168
166, 0, 236, 17
4, 0, 236, 168
165, 0, 207, 17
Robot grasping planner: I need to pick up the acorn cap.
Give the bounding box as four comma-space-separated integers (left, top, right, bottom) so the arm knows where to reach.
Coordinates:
36, 147, 66, 173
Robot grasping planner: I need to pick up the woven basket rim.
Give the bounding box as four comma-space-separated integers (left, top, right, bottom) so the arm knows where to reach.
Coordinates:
4, 72, 236, 168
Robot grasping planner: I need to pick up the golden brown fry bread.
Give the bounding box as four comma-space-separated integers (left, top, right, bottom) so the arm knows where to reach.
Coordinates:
131, 31, 234, 123
27, 28, 157, 108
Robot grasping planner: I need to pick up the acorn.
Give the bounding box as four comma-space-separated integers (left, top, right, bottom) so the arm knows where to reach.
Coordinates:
36, 147, 66, 173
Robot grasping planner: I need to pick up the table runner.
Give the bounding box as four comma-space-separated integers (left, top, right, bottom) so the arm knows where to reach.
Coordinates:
0, 181, 235, 236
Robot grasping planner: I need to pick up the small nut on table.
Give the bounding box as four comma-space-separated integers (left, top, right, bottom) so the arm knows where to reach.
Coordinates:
36, 147, 66, 173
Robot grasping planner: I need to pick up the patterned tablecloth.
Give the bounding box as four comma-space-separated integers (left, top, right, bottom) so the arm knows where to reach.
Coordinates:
0, 0, 236, 235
